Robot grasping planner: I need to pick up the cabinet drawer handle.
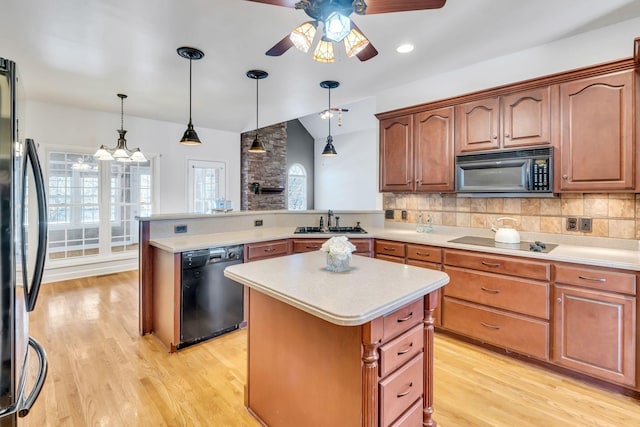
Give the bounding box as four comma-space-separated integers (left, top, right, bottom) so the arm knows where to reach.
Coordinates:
383, 247, 396, 251
263, 247, 276, 253
397, 342, 414, 355
480, 287, 501, 294
578, 275, 607, 283
415, 252, 430, 257
305, 245, 319, 249
396, 382, 413, 398
480, 322, 500, 330
396, 312, 413, 323
481, 261, 501, 268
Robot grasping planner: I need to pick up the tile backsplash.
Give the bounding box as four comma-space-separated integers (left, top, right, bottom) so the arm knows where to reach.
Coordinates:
383, 193, 640, 240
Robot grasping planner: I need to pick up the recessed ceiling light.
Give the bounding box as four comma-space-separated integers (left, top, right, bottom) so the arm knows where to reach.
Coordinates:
396, 44, 414, 54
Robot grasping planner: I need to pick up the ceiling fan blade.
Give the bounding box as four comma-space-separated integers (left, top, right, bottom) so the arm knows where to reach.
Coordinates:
266, 34, 294, 56
245, 0, 298, 8
356, 42, 378, 61
363, 0, 446, 14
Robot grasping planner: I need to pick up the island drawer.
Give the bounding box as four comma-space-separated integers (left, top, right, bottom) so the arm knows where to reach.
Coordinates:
291, 239, 324, 253
442, 298, 549, 360
406, 259, 441, 271
443, 266, 550, 319
245, 239, 290, 261
555, 264, 636, 295
379, 324, 424, 377
444, 249, 550, 281
376, 240, 406, 258
383, 299, 424, 341
379, 353, 423, 427
406, 244, 442, 263
390, 399, 423, 427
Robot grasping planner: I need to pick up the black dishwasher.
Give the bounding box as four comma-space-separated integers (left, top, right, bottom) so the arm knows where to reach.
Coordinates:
179, 244, 244, 349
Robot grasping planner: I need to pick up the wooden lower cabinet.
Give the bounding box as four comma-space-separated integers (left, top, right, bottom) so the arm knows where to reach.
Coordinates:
292, 238, 373, 257
442, 249, 551, 360
375, 239, 406, 262
552, 263, 637, 387
244, 239, 290, 262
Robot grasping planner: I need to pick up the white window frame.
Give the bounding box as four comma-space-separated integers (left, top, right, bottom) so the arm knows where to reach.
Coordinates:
287, 163, 307, 211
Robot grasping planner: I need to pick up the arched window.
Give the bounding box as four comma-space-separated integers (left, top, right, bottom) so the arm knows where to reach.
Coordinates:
288, 163, 307, 210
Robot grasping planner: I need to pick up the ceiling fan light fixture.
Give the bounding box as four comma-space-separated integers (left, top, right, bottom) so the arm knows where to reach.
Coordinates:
290, 21, 317, 53
325, 12, 351, 42
313, 38, 335, 63
396, 43, 415, 53
344, 27, 369, 57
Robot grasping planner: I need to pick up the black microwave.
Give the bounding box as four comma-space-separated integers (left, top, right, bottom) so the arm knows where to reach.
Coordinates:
455, 147, 553, 195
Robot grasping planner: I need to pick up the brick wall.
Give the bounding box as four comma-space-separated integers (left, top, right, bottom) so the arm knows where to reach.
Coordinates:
241, 122, 287, 211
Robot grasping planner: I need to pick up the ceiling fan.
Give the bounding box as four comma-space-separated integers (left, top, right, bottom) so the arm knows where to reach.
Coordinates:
246, 0, 447, 62
319, 107, 348, 126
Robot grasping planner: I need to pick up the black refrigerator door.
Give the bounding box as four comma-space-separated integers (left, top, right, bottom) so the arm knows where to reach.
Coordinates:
21, 138, 47, 312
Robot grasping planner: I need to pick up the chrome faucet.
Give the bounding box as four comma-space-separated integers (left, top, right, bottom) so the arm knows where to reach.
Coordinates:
327, 209, 334, 228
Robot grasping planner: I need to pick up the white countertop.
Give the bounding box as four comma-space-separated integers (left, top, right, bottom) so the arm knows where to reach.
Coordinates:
224, 251, 449, 326
149, 226, 640, 271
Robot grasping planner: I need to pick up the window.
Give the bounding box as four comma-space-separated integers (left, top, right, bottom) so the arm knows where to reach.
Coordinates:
188, 160, 226, 213
47, 151, 153, 260
288, 163, 307, 210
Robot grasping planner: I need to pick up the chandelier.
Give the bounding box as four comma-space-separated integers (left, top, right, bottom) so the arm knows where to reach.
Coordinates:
94, 94, 147, 162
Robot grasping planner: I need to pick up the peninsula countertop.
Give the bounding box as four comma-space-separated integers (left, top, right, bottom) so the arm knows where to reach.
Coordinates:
224, 251, 449, 326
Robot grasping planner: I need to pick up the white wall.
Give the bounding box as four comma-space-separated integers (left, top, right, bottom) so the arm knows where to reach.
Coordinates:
25, 100, 241, 214
314, 127, 379, 210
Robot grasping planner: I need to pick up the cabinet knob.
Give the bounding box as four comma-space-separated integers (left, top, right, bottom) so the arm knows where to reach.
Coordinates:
492, 135, 498, 139
505, 133, 510, 138
556, 297, 562, 303
562, 174, 568, 179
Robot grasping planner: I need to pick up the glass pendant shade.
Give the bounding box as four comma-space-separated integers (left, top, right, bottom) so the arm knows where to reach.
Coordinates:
313, 38, 335, 63
290, 22, 317, 53
130, 149, 147, 162
322, 135, 337, 156
94, 145, 113, 161
180, 119, 202, 145
344, 28, 369, 57
325, 12, 351, 42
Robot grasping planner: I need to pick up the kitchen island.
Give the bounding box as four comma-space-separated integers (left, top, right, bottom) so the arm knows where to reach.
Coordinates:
224, 251, 449, 427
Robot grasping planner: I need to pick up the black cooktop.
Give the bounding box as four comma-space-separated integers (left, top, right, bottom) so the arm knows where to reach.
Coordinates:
448, 236, 557, 253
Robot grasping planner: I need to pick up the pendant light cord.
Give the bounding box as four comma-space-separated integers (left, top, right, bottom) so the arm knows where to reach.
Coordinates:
120, 96, 124, 130
256, 76, 259, 139
327, 87, 331, 138
189, 57, 193, 122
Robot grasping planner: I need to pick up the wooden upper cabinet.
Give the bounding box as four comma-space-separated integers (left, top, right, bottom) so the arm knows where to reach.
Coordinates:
456, 97, 500, 153
559, 70, 634, 191
379, 115, 414, 192
456, 87, 553, 154
414, 107, 455, 192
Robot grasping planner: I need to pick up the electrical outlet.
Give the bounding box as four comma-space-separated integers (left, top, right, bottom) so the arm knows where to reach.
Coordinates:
174, 224, 187, 233
401, 210, 407, 220
385, 209, 394, 219
579, 217, 592, 232
254, 219, 263, 227
566, 217, 578, 231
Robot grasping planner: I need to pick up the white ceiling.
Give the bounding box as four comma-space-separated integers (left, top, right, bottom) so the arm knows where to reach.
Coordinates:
2, 0, 640, 138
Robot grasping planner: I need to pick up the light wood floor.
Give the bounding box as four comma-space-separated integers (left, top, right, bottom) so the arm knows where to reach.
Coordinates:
21, 271, 640, 426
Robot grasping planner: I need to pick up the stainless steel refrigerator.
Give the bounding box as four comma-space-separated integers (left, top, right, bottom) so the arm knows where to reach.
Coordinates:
0, 57, 48, 426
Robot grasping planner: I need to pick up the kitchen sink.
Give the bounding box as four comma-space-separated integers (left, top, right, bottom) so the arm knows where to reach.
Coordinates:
294, 226, 367, 234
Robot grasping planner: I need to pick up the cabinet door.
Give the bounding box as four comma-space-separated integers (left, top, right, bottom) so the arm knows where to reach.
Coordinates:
380, 116, 414, 192
414, 107, 455, 192
456, 97, 500, 153
553, 285, 636, 386
502, 87, 552, 149
559, 70, 634, 191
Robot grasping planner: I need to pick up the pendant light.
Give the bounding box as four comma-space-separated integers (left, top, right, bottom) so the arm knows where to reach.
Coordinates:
177, 46, 204, 145
320, 80, 339, 156
246, 69, 269, 153
94, 94, 147, 162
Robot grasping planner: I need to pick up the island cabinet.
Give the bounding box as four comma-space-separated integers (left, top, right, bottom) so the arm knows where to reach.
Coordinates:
379, 107, 455, 193
441, 249, 551, 360
558, 69, 635, 191
552, 263, 637, 387
291, 238, 373, 257
455, 86, 554, 154
224, 252, 449, 427
244, 239, 290, 262
405, 244, 443, 327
